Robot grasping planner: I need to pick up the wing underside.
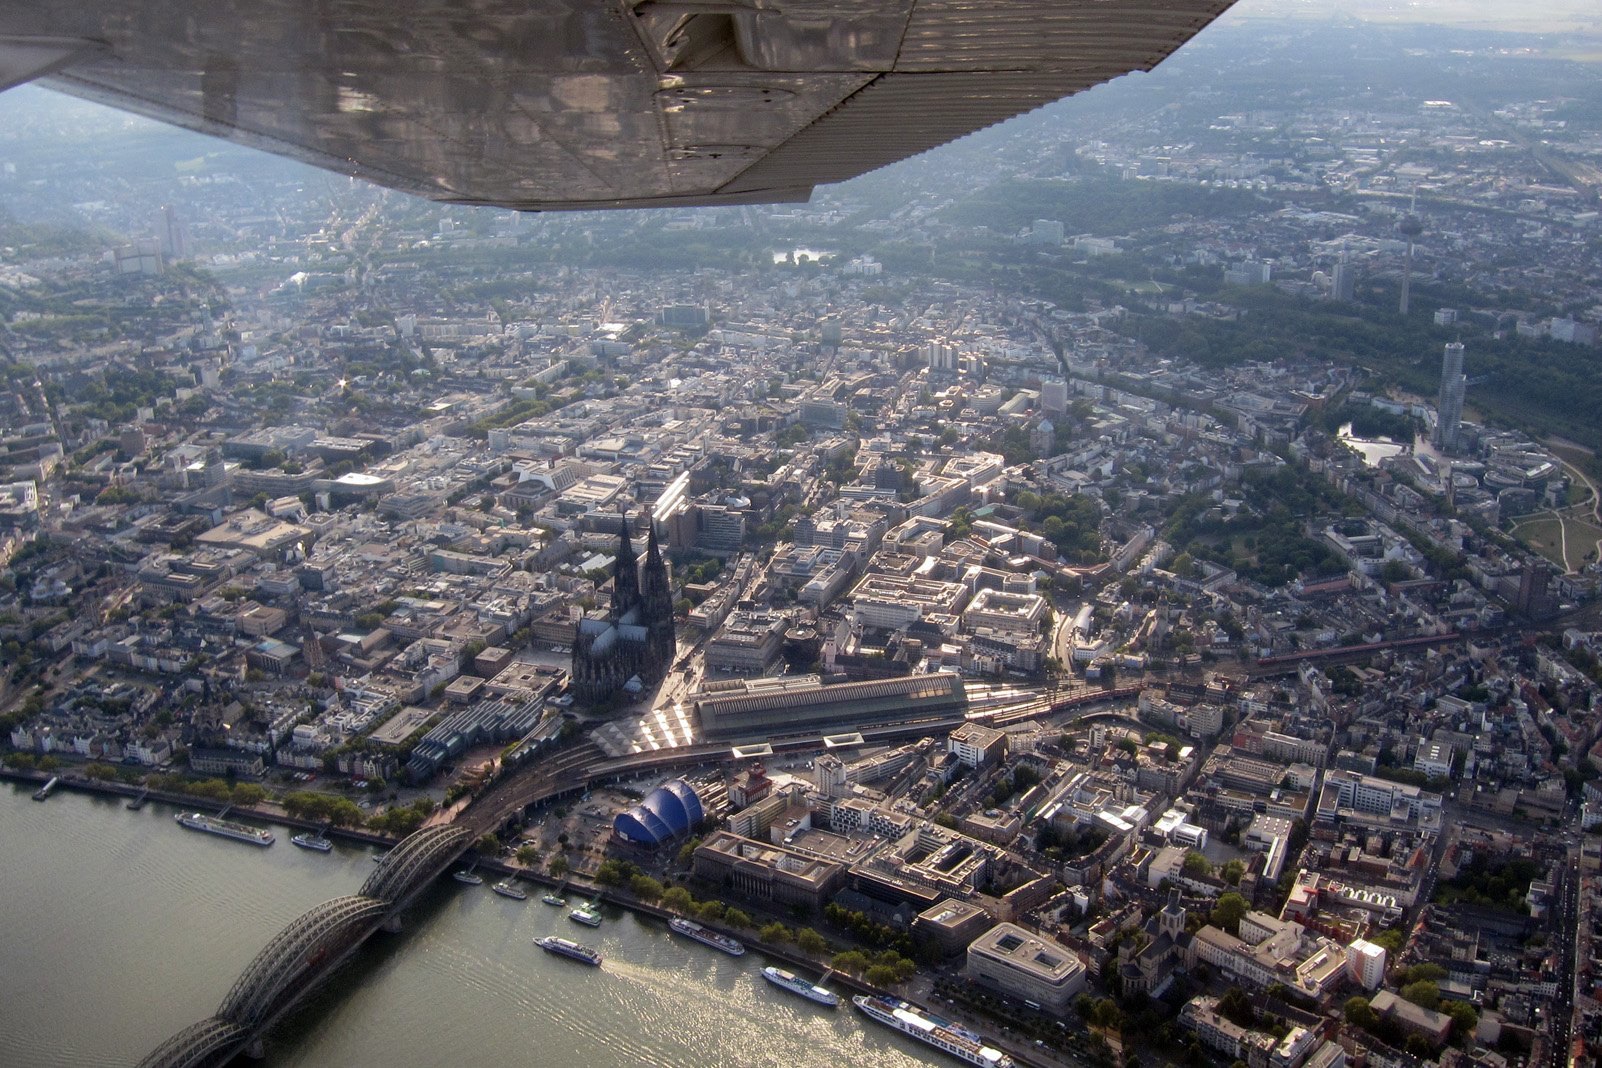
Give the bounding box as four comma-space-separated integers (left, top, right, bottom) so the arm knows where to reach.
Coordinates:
0, 0, 1236, 210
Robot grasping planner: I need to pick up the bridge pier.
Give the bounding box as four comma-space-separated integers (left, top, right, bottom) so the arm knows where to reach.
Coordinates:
244, 1037, 267, 1059
383, 913, 404, 933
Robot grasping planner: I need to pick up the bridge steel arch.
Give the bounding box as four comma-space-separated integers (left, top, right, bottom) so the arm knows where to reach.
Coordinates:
135, 1016, 247, 1068
216, 894, 388, 1026
359, 824, 471, 903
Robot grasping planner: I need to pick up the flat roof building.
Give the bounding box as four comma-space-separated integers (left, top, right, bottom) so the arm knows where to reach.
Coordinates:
1413, 740, 1453, 780
1370, 990, 1452, 1045
913, 899, 994, 958
851, 573, 969, 631
966, 922, 1087, 1012
691, 830, 847, 908
195, 508, 312, 560
1316, 768, 1442, 830
948, 722, 1007, 768
705, 609, 789, 674
962, 589, 1048, 635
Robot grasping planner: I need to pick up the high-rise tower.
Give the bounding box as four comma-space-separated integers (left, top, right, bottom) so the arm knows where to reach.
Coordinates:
1397, 191, 1423, 315
1331, 259, 1355, 303
158, 204, 191, 261
1435, 342, 1466, 451
1514, 561, 1557, 620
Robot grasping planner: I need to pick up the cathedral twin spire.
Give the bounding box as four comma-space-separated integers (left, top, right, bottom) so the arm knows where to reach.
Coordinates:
609, 513, 642, 621
640, 519, 676, 665
573, 510, 675, 704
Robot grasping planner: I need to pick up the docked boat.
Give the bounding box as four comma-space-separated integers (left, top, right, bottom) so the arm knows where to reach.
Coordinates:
852, 995, 1013, 1068
174, 812, 275, 847
569, 902, 602, 927
32, 776, 59, 801
291, 833, 334, 852
453, 870, 484, 885
668, 917, 745, 957
492, 880, 527, 900
541, 893, 567, 907
761, 966, 838, 1007
535, 935, 602, 966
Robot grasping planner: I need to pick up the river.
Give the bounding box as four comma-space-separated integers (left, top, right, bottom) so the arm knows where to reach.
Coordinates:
0, 788, 943, 1068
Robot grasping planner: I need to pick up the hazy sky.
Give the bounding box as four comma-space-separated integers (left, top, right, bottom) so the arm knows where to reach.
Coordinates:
1221, 0, 1602, 34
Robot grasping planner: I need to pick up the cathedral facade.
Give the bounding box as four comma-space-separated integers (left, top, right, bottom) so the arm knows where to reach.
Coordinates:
570, 518, 675, 704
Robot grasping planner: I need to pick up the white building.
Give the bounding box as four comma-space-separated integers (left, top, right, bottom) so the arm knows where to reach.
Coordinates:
948, 722, 1008, 768
1154, 807, 1209, 849
1413, 739, 1453, 780
1317, 769, 1441, 828
1347, 937, 1387, 990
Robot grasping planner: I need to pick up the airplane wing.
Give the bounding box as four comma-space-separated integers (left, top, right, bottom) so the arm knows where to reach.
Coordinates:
0, 0, 1236, 211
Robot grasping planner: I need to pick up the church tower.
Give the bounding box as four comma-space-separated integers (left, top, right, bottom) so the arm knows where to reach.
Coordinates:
641, 520, 677, 669
570, 512, 675, 706
1159, 887, 1186, 940
610, 515, 641, 620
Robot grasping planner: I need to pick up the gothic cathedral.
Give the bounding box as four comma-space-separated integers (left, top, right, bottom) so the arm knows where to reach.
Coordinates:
570, 517, 675, 704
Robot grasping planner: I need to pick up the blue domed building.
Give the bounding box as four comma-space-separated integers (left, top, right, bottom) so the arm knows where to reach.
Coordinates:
613, 779, 704, 847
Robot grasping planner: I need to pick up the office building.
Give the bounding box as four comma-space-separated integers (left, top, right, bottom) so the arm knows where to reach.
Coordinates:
1435, 342, 1466, 451
1040, 377, 1068, 413
914, 900, 993, 958
1549, 317, 1596, 345
158, 204, 191, 261
1027, 219, 1064, 245
1224, 260, 1271, 286
948, 722, 1007, 768
658, 303, 709, 328
1513, 561, 1558, 621
1330, 260, 1354, 303
1316, 768, 1441, 828
705, 610, 788, 674
966, 923, 1087, 1012
691, 831, 847, 908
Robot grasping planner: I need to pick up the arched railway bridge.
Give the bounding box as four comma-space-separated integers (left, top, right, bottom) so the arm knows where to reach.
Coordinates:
137, 825, 472, 1068
136, 742, 611, 1068
140, 683, 1145, 1066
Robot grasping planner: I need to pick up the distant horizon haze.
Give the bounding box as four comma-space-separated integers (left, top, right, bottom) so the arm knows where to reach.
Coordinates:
1223, 0, 1601, 35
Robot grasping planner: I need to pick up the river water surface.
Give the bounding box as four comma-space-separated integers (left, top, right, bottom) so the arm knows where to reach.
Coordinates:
0, 787, 943, 1068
